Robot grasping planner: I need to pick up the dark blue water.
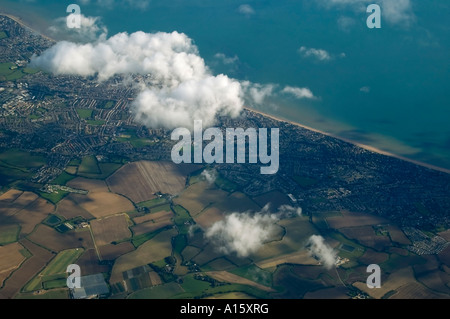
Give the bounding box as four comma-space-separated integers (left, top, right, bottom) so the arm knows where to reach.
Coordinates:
1, 0, 449, 169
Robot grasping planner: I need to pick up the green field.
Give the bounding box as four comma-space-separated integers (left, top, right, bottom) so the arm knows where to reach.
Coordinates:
175, 283, 272, 299
0, 31, 7, 39
230, 264, 273, 287
43, 279, 67, 289
44, 214, 64, 226
22, 67, 39, 75
173, 205, 191, 226
78, 155, 100, 174
172, 205, 193, 235
214, 175, 238, 192
51, 171, 76, 185
380, 253, 426, 274
128, 282, 184, 299
137, 197, 168, 208
38, 190, 69, 204
0, 149, 45, 170
0, 224, 20, 244
23, 248, 84, 292
87, 120, 105, 126
103, 101, 114, 109
131, 227, 171, 248
15, 289, 69, 299
150, 203, 171, 213
75, 156, 121, 179
0, 62, 29, 81
180, 274, 211, 293
172, 234, 187, 255
117, 130, 155, 148
76, 108, 93, 119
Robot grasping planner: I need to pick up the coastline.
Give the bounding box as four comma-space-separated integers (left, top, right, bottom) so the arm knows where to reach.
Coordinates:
0, 12, 54, 41
245, 106, 450, 175
1, 12, 448, 175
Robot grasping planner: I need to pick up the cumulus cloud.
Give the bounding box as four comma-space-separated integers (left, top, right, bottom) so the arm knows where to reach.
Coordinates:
201, 169, 217, 184
282, 86, 315, 99
298, 46, 331, 62
242, 82, 276, 105
48, 14, 108, 42
306, 235, 337, 269
277, 204, 302, 218
30, 31, 244, 129
205, 204, 303, 257
238, 4, 255, 16
214, 53, 239, 65
360, 86, 370, 93
337, 16, 356, 32
205, 210, 278, 257
79, 0, 151, 9
318, 0, 415, 27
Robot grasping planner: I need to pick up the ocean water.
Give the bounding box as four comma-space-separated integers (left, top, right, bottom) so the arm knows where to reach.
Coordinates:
1, 0, 449, 169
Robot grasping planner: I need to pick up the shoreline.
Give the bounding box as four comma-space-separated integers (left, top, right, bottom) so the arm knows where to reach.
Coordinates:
245, 106, 450, 175
1, 13, 448, 175
0, 12, 54, 41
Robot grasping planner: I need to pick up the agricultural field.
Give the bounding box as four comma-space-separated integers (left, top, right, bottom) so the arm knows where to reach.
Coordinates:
76, 249, 109, 276
352, 266, 444, 299
23, 248, 83, 292
15, 288, 69, 299
339, 226, 391, 251
0, 224, 20, 244
55, 195, 95, 220
91, 214, 132, 247
131, 219, 173, 236
107, 161, 199, 203
99, 242, 135, 261
252, 190, 292, 211
12, 197, 54, 235
128, 282, 184, 299
67, 177, 110, 192
326, 211, 389, 229
206, 271, 275, 292
0, 242, 26, 287
133, 209, 173, 225
0, 191, 38, 221
27, 225, 91, 252
1, 144, 449, 300
110, 228, 177, 283
69, 192, 134, 218
0, 239, 54, 299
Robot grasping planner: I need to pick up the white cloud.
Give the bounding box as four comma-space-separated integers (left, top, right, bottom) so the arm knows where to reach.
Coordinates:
201, 168, 217, 184
205, 204, 303, 257
360, 86, 370, 93
282, 86, 315, 99
306, 235, 337, 269
238, 4, 255, 16
298, 46, 332, 62
214, 53, 239, 65
337, 16, 356, 31
277, 205, 302, 218
205, 209, 279, 257
242, 82, 276, 105
78, 0, 151, 9
30, 31, 244, 129
318, 0, 415, 27
48, 14, 108, 43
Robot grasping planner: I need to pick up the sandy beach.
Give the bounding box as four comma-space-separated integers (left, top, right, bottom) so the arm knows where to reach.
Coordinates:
0, 11, 54, 41
245, 106, 450, 175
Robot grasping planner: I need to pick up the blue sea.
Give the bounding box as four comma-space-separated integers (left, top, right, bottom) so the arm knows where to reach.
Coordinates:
1, 0, 449, 169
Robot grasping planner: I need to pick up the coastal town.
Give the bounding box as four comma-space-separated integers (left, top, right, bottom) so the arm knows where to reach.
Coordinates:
1, 15, 450, 231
